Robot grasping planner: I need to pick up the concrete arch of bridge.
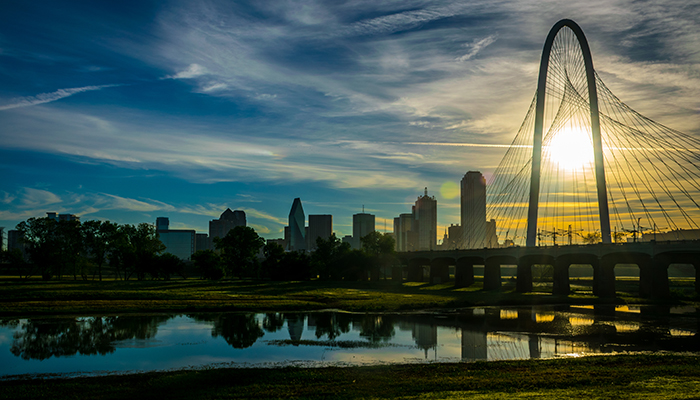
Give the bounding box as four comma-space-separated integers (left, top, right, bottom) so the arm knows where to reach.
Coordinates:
516, 254, 555, 293
554, 253, 600, 296
455, 256, 484, 288
407, 257, 431, 282
599, 252, 651, 298
430, 257, 455, 284
652, 252, 700, 297
484, 255, 518, 291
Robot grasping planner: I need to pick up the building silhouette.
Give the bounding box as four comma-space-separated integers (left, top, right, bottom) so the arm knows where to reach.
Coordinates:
411, 188, 437, 251
155, 217, 195, 260
288, 198, 306, 251
307, 214, 332, 250
195, 233, 209, 252
209, 208, 246, 249
46, 212, 80, 222
352, 211, 375, 249
393, 213, 412, 251
461, 171, 487, 249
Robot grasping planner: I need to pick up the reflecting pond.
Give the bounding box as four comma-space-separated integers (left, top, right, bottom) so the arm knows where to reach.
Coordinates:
1, 305, 698, 378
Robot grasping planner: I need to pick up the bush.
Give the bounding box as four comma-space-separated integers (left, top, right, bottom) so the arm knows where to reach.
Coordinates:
192, 250, 224, 280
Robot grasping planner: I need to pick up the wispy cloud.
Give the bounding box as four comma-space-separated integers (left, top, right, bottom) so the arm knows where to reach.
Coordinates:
0, 84, 122, 110
457, 35, 498, 62
164, 63, 208, 79
20, 187, 62, 208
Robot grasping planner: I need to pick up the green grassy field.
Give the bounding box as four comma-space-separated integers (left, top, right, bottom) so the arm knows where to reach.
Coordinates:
0, 276, 697, 317
2, 354, 699, 399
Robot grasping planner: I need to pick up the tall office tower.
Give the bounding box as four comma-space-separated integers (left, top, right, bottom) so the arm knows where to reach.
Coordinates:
288, 198, 306, 251
485, 219, 499, 248
195, 233, 210, 251
411, 187, 437, 251
156, 217, 169, 232
393, 213, 412, 251
352, 211, 375, 249
209, 208, 246, 241
461, 171, 487, 249
307, 214, 332, 250
155, 217, 195, 260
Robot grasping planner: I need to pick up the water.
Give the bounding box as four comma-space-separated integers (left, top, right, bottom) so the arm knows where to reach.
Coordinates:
1, 305, 698, 379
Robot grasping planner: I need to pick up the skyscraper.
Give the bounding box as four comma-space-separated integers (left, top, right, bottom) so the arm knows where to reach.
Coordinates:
411, 187, 437, 251
393, 213, 412, 251
209, 208, 246, 242
288, 198, 306, 251
156, 217, 169, 232
307, 214, 332, 250
461, 171, 486, 249
155, 217, 195, 260
353, 211, 375, 249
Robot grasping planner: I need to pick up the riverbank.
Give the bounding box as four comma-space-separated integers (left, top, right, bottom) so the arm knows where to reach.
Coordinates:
2, 354, 699, 399
0, 277, 697, 317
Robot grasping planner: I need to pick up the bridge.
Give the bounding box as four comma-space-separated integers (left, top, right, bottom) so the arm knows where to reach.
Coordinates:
398, 19, 700, 298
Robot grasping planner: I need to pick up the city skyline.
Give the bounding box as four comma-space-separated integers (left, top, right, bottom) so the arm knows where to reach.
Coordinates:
2, 1, 700, 242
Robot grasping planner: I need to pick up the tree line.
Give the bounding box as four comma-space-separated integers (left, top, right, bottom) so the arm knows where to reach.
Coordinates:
1, 217, 397, 281
1, 217, 179, 280
195, 226, 396, 281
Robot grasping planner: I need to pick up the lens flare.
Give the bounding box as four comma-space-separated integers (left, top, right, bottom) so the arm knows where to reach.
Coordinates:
440, 181, 459, 199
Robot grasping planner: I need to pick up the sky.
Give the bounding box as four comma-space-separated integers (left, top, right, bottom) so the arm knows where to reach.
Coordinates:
1, 0, 699, 243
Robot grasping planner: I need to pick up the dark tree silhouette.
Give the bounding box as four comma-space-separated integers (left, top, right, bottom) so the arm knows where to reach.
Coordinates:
214, 226, 265, 278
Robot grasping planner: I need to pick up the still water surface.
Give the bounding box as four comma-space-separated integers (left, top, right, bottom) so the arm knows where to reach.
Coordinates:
1, 305, 698, 378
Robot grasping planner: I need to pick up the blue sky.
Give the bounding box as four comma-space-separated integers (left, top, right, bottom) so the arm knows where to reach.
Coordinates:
1, 0, 699, 242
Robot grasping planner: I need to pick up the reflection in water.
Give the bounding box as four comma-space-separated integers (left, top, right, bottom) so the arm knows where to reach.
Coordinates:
535, 313, 555, 323
262, 313, 285, 333
1, 305, 698, 377
8, 315, 172, 360
190, 314, 264, 349
358, 315, 395, 343
569, 317, 594, 326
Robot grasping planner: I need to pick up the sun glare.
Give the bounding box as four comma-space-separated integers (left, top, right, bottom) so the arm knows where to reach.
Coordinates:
545, 127, 595, 170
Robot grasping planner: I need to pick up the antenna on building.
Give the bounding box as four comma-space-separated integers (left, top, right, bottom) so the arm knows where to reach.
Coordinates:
424, 187, 427, 196
362, 205, 364, 213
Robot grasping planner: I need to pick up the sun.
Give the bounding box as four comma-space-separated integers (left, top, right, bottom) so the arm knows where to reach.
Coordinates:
545, 127, 595, 170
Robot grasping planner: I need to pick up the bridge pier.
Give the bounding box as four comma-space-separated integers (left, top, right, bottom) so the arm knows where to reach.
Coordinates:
392, 266, 404, 282
651, 258, 670, 298
595, 261, 616, 298
407, 258, 429, 282
484, 256, 516, 291
483, 259, 501, 290
430, 258, 452, 284
638, 259, 653, 298
553, 258, 570, 295
515, 263, 532, 293
455, 257, 480, 288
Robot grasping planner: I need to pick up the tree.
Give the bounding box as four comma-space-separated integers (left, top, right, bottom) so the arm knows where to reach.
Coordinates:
192, 250, 224, 280
311, 234, 351, 280
16, 217, 85, 280
261, 242, 285, 280
214, 226, 265, 278
153, 253, 185, 280
108, 223, 164, 280
360, 232, 396, 280
1, 248, 29, 278
581, 231, 602, 245
83, 220, 118, 281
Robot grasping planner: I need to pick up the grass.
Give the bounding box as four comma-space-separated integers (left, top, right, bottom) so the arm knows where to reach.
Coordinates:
2, 354, 699, 399
0, 276, 696, 317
